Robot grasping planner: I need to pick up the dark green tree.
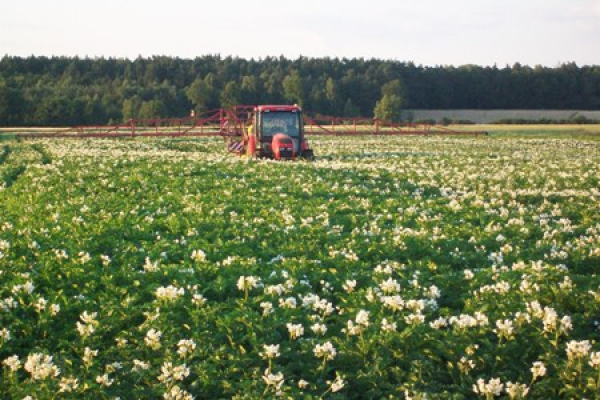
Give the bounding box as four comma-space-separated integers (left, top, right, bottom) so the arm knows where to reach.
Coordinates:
186, 78, 212, 112
343, 98, 360, 117
138, 99, 166, 120
240, 75, 258, 105
282, 70, 305, 106
122, 96, 142, 121
220, 81, 240, 108
0, 80, 26, 126
324, 77, 341, 115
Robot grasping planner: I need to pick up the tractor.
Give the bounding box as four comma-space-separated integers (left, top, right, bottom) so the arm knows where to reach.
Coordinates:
242, 105, 314, 160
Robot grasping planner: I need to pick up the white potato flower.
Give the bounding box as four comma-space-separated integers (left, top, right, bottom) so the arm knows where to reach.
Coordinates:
24, 353, 60, 380
177, 339, 196, 358
262, 369, 284, 390
472, 377, 503, 397
530, 361, 546, 380
2, 355, 21, 372
260, 344, 280, 360
505, 381, 529, 399
329, 374, 345, 393
313, 341, 337, 360
58, 376, 79, 393
191, 249, 207, 262
566, 340, 591, 361
342, 279, 357, 293
311, 323, 328, 335
286, 323, 304, 340
144, 328, 162, 350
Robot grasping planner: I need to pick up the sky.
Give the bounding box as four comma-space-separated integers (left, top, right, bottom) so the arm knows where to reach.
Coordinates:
2, 0, 600, 67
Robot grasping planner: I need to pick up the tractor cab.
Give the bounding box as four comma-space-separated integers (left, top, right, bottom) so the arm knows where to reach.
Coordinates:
247, 105, 313, 160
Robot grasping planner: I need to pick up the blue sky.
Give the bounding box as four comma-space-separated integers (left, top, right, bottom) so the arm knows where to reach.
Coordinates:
2, 0, 600, 66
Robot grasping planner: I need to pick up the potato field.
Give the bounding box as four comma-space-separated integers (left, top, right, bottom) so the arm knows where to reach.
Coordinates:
0, 134, 599, 399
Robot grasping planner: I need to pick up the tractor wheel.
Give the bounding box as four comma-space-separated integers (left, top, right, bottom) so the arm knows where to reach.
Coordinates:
301, 150, 315, 160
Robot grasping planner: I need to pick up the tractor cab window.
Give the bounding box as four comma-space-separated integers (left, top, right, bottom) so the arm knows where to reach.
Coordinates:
261, 111, 300, 138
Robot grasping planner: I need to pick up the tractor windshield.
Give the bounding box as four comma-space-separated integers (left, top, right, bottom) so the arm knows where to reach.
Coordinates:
261, 111, 301, 138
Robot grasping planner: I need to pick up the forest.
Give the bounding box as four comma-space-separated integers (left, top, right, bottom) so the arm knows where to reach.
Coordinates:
1, 55, 599, 126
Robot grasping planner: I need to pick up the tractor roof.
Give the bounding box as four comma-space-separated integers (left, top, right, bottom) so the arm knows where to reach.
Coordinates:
255, 105, 302, 113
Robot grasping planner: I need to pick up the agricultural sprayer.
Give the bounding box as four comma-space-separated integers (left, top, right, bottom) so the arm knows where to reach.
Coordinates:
18, 105, 487, 160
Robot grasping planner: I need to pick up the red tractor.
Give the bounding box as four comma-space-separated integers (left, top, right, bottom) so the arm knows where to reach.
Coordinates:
243, 105, 314, 160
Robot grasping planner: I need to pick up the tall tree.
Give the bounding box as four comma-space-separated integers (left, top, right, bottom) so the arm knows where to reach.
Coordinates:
219, 81, 240, 108
122, 96, 142, 121
186, 78, 212, 113
325, 77, 341, 115
374, 94, 403, 122
138, 99, 166, 120
0, 80, 26, 126
282, 70, 305, 106
240, 75, 258, 105
343, 98, 360, 117
374, 79, 404, 122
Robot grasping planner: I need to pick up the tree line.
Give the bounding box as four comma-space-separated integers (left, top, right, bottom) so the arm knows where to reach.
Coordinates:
1, 55, 599, 126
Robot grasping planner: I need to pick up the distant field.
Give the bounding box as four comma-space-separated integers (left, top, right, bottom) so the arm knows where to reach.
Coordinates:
450, 124, 600, 139
0, 127, 63, 134
402, 109, 600, 124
